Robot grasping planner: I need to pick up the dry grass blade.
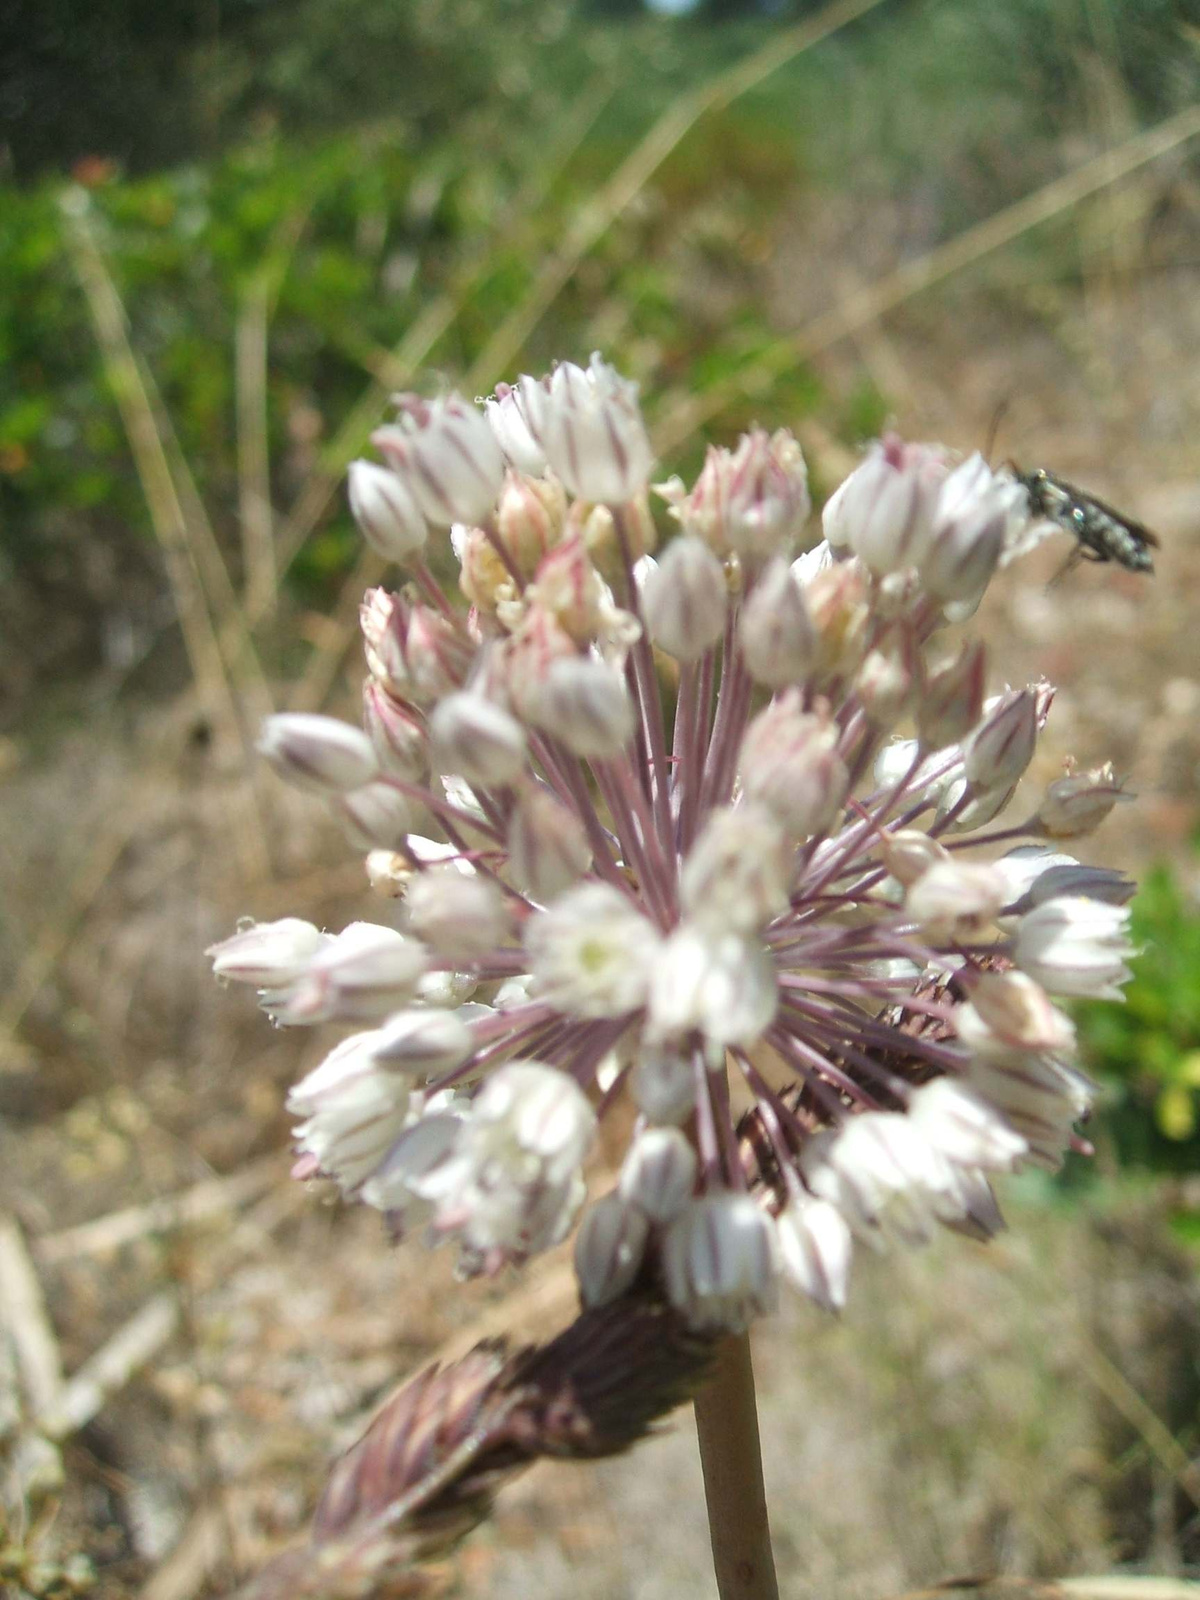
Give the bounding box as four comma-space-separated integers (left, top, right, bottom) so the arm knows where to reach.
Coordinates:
653, 102, 1200, 454
62, 201, 273, 877
0, 1213, 65, 1420
35, 1156, 281, 1265
887, 1581, 1200, 1600
463, 0, 893, 395
227, 1290, 717, 1600
40, 1291, 178, 1440
236, 278, 277, 622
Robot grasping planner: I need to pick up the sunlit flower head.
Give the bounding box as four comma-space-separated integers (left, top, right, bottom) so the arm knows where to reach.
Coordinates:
208, 360, 1137, 1330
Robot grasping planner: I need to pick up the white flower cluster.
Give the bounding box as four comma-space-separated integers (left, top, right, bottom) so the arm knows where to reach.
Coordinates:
209, 357, 1137, 1331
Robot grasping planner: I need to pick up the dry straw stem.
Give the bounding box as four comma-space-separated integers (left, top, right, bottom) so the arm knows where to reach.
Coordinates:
35, 1156, 281, 1266
889, 1582, 1200, 1600
0, 1213, 66, 1421
654, 101, 1200, 454
39, 1291, 179, 1441
226, 1290, 717, 1600
62, 204, 274, 879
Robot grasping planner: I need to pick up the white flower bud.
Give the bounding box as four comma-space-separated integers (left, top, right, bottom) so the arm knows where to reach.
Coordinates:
631, 1050, 695, 1126
332, 781, 419, 851
526, 882, 661, 1018
955, 969, 1076, 1058
405, 867, 510, 961
360, 1111, 463, 1214
664, 429, 810, 564
802, 1113, 959, 1247
347, 459, 428, 562
642, 536, 728, 661
372, 1007, 475, 1077
878, 829, 948, 888
521, 356, 654, 504
964, 688, 1038, 791
918, 641, 986, 748
525, 537, 606, 646
680, 803, 790, 935
963, 1055, 1091, 1169
740, 693, 849, 840
776, 1194, 853, 1312
856, 633, 915, 726
905, 859, 1007, 941
287, 1031, 412, 1193
993, 846, 1135, 913
619, 1127, 697, 1222
413, 1061, 596, 1266
429, 692, 528, 787
1035, 763, 1130, 839
522, 654, 635, 759
404, 606, 474, 703
738, 557, 817, 687
485, 382, 547, 475
362, 682, 429, 782
649, 925, 778, 1061
493, 468, 567, 577
207, 917, 326, 985
663, 1193, 779, 1331
373, 393, 505, 526
804, 559, 871, 681
506, 786, 592, 903
919, 453, 1023, 601
265, 921, 428, 1024
1014, 896, 1134, 1000
574, 1193, 650, 1308
906, 1077, 1027, 1170
360, 588, 410, 697
257, 713, 378, 794
822, 436, 947, 574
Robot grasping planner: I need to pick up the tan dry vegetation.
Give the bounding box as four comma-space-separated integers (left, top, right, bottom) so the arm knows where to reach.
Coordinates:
3, 79, 1200, 1600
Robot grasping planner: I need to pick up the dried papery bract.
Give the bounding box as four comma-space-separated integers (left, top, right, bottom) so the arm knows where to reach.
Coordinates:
214, 360, 1138, 1344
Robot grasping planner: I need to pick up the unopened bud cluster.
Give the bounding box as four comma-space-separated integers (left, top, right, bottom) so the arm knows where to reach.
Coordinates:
209, 358, 1137, 1331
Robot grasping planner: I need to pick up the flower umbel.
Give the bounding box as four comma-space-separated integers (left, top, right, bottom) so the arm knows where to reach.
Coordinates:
210, 359, 1137, 1331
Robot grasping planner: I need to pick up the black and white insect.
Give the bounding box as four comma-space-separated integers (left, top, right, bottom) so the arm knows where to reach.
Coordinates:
1011, 465, 1159, 574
